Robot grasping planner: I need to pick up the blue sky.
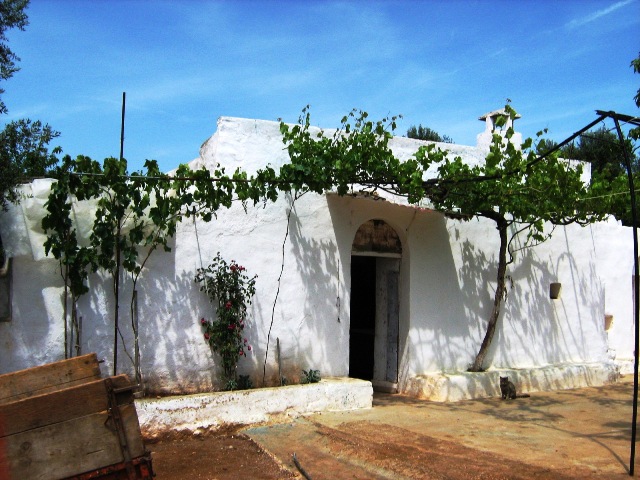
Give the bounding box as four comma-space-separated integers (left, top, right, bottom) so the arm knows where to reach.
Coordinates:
3, 0, 639, 173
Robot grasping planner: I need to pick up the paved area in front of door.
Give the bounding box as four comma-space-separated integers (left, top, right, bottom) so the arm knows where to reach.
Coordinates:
245, 378, 636, 479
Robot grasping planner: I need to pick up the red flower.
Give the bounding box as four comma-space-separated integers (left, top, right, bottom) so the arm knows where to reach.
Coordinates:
247, 345, 252, 351
230, 265, 237, 272
200, 317, 207, 325
204, 333, 210, 340
228, 323, 235, 330
225, 301, 232, 310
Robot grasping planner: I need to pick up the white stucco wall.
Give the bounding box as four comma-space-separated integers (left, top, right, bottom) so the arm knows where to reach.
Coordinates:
0, 115, 635, 395
592, 218, 636, 371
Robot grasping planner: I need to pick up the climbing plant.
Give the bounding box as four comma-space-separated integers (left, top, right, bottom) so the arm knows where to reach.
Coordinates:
416, 105, 616, 370
42, 155, 96, 359
41, 101, 627, 385
195, 253, 257, 390
42, 153, 273, 384
274, 103, 618, 372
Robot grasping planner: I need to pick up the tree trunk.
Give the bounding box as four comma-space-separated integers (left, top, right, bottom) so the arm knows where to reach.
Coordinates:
469, 215, 509, 372
71, 296, 81, 357
131, 288, 141, 387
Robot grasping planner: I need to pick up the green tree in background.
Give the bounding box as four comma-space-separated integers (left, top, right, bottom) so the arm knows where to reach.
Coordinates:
0, 0, 30, 211
561, 126, 636, 182
0, 0, 28, 115
0, 1, 61, 264
0, 119, 61, 209
557, 54, 640, 226
407, 124, 453, 143
0, 0, 28, 264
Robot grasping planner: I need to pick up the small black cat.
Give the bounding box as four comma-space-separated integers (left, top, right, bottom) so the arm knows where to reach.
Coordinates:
499, 376, 530, 400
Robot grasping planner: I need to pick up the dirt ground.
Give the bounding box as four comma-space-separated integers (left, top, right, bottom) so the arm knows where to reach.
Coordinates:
146, 432, 295, 479
147, 377, 639, 479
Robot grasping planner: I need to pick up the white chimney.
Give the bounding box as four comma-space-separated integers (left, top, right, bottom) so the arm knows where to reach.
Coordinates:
476, 108, 522, 151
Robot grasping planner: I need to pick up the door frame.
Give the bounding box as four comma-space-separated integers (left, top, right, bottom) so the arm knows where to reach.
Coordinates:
350, 251, 401, 393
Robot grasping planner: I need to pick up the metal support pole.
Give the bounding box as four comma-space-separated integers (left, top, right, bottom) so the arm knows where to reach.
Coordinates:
611, 116, 640, 476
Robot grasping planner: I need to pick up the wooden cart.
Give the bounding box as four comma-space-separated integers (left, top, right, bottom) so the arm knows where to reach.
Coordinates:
0, 353, 153, 479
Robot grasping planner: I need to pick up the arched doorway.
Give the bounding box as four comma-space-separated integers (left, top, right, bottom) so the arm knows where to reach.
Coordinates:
349, 219, 401, 392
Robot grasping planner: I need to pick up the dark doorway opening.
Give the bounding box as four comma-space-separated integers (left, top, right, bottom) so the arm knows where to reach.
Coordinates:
349, 256, 376, 380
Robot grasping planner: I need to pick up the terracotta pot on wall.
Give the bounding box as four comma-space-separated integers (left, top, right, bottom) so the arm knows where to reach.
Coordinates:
550, 282, 562, 300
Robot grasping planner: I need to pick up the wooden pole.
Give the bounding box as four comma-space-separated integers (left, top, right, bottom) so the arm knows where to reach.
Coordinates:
114, 92, 126, 376
120, 92, 126, 161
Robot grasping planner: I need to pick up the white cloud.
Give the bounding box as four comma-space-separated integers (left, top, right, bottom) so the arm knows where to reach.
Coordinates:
566, 0, 635, 29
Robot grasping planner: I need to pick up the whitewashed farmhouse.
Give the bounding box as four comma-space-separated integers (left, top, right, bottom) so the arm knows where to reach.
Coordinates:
0, 111, 634, 400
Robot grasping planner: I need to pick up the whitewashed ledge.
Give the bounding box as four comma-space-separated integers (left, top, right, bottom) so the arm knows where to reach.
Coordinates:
403, 362, 621, 402
135, 377, 372, 439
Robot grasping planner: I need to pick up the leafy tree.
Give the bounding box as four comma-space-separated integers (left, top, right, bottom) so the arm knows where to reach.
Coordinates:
0, 0, 28, 115
556, 56, 640, 225
42, 155, 96, 358
43, 155, 183, 376
563, 128, 638, 225
0, 119, 60, 209
0, 0, 57, 210
561, 127, 634, 181
417, 105, 614, 370
0, 119, 60, 267
407, 124, 453, 143
0, 2, 61, 266
0, 0, 32, 208
276, 104, 613, 372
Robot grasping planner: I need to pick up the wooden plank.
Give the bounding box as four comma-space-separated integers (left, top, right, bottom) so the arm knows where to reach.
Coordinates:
386, 271, 399, 383
0, 404, 145, 480
0, 375, 133, 437
0, 353, 101, 404
120, 402, 146, 464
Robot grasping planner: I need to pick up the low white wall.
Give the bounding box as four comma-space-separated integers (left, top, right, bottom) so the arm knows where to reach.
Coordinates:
135, 377, 372, 439
404, 362, 620, 402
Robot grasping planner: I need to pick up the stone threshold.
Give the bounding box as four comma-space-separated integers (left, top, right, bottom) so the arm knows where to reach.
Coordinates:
135, 377, 372, 439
